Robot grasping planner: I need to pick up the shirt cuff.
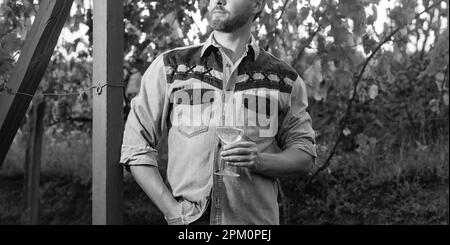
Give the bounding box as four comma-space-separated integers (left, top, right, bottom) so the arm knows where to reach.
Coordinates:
120, 144, 159, 170
165, 216, 185, 225
283, 139, 317, 160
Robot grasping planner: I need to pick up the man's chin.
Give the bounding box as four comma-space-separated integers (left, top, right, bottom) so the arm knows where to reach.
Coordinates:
210, 25, 234, 33
209, 21, 229, 32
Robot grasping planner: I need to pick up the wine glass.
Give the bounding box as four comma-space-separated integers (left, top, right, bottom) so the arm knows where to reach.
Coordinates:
214, 126, 244, 177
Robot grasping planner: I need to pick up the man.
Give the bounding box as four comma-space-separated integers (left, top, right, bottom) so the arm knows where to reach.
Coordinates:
120, 0, 317, 225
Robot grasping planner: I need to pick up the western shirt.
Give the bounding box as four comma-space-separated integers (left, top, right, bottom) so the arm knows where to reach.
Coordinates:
120, 32, 317, 225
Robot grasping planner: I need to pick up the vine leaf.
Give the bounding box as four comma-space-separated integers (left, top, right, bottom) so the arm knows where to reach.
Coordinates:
334, 69, 353, 90
298, 7, 310, 24
338, 0, 366, 36
443, 93, 449, 106
422, 29, 449, 76
368, 84, 379, 99
362, 34, 377, 54
2, 32, 22, 54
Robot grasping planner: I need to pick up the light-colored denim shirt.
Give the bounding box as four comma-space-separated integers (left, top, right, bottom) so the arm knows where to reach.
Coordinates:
120, 32, 317, 225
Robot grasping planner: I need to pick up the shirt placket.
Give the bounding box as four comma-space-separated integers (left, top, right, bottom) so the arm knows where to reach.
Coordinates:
210, 48, 247, 225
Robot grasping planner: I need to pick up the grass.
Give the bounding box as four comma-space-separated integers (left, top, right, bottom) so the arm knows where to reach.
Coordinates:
0, 173, 166, 225
2, 128, 91, 180
1, 129, 165, 225
0, 130, 448, 225
280, 137, 449, 225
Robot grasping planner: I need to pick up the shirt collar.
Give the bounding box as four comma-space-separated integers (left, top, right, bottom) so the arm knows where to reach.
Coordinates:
200, 31, 260, 61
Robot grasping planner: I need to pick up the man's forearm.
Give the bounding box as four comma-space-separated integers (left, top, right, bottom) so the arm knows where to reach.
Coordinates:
257, 147, 314, 178
129, 165, 179, 219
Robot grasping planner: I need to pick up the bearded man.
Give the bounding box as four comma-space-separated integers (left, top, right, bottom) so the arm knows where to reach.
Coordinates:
120, 0, 317, 225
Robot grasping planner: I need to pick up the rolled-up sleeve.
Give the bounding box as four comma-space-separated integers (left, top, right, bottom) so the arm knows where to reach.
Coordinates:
276, 76, 317, 160
120, 54, 168, 169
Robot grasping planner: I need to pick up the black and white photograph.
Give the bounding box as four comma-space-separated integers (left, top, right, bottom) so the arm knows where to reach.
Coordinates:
0, 0, 448, 230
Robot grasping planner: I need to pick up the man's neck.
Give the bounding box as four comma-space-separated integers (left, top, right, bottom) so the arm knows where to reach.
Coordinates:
213, 24, 252, 64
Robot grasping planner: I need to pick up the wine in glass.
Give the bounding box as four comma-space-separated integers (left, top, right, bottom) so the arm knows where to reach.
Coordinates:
215, 126, 244, 177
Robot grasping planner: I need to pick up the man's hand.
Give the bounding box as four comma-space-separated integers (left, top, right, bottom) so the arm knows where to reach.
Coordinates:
220, 140, 314, 178
130, 165, 182, 223
220, 141, 263, 172
165, 200, 183, 220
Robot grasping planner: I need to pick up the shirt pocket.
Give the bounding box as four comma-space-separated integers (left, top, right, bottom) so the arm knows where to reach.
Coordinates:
172, 88, 214, 138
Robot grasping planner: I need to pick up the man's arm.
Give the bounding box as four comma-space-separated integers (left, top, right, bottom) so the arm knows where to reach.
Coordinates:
221, 75, 317, 178
221, 142, 314, 178
259, 147, 314, 177
129, 165, 180, 220
120, 54, 183, 223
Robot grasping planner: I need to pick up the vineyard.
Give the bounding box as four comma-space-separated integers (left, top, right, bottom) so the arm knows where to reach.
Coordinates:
0, 0, 448, 225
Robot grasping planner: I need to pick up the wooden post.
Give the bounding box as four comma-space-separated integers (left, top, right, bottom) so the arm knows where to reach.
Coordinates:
92, 0, 124, 225
0, 0, 73, 166
446, 188, 449, 225
21, 98, 46, 225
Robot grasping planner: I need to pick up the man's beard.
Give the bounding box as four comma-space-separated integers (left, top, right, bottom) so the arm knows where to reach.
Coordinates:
207, 10, 252, 33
